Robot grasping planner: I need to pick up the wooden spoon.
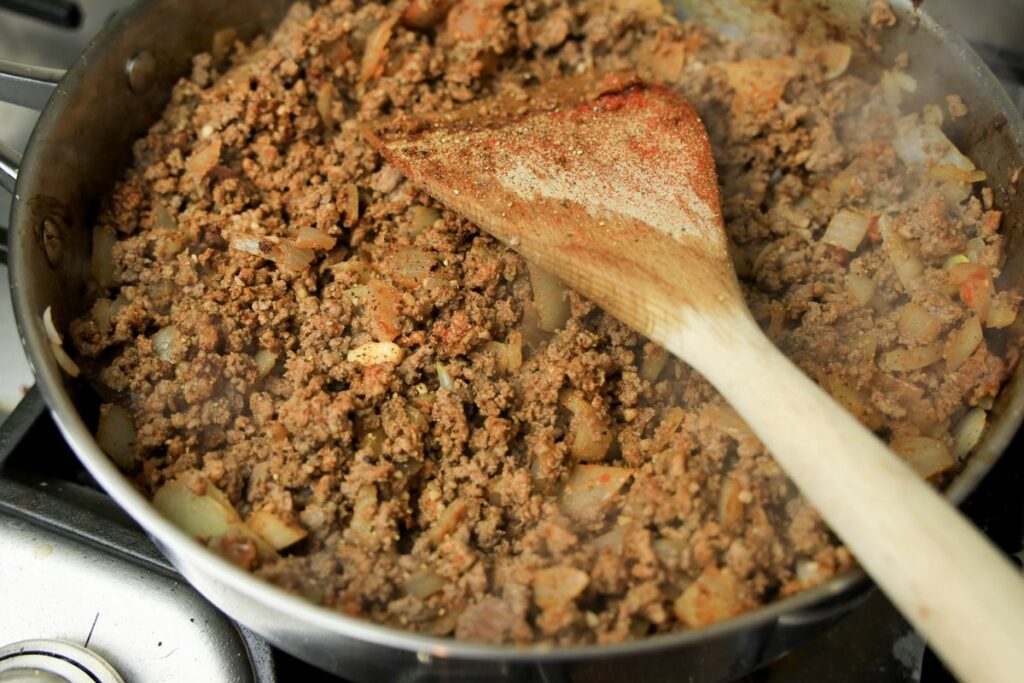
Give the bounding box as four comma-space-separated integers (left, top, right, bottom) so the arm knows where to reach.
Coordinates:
364, 74, 1024, 682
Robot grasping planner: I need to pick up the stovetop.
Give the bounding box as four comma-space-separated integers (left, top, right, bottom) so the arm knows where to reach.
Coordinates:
1, 1, 1022, 681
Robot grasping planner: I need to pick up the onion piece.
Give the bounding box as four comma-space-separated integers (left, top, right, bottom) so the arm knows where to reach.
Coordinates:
532, 566, 589, 609
255, 349, 278, 379
846, 273, 877, 306
50, 343, 81, 377
820, 373, 884, 430
343, 184, 360, 227
43, 306, 62, 344
229, 235, 266, 257
640, 344, 670, 383
562, 391, 615, 463
527, 262, 570, 332
347, 341, 405, 366
944, 316, 983, 371
879, 344, 943, 373
897, 303, 942, 346
272, 242, 316, 272
880, 70, 917, 106
435, 363, 455, 390
894, 115, 975, 172
429, 498, 468, 544
673, 566, 751, 627
316, 82, 337, 131
151, 325, 177, 361
359, 15, 399, 83
408, 205, 441, 235
718, 476, 746, 531
822, 210, 871, 251
559, 464, 633, 522
822, 42, 852, 80
878, 217, 923, 291
953, 407, 987, 460
247, 509, 307, 550
890, 436, 954, 478
96, 404, 137, 469
986, 293, 1019, 329
591, 526, 626, 554
406, 568, 446, 599
294, 227, 337, 251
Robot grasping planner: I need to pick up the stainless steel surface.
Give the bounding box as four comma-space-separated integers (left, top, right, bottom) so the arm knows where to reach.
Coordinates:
0, 61, 62, 110
2, 0, 1023, 680
0, 512, 260, 682
0, 640, 124, 683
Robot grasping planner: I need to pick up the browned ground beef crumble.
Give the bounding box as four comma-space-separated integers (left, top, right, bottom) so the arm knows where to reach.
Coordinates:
69, 0, 1022, 645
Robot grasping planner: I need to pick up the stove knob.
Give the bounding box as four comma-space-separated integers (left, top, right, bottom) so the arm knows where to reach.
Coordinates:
0, 640, 124, 683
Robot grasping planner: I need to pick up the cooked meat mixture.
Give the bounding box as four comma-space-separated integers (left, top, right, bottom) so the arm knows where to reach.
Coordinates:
69, 0, 1021, 645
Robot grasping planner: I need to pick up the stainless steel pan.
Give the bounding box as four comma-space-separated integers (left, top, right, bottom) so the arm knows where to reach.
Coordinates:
3, 1, 1023, 680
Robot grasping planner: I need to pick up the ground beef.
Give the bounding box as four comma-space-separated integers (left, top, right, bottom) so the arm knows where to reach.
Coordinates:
71, 0, 1021, 646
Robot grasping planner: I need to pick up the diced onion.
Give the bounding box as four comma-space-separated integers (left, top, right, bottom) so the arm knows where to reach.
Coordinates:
360, 15, 399, 83
316, 82, 337, 131
640, 344, 670, 383
230, 236, 267, 257
43, 306, 62, 344
846, 273, 876, 306
532, 566, 589, 609
408, 206, 441, 235
247, 509, 308, 550
562, 391, 615, 463
952, 407, 987, 460
944, 316, 983, 371
528, 263, 570, 332
344, 184, 360, 226
559, 465, 632, 522
878, 217, 923, 291
591, 526, 626, 554
255, 349, 278, 379
347, 341, 405, 366
673, 566, 749, 627
880, 70, 917, 106
890, 436, 954, 478
294, 227, 337, 251
820, 373, 883, 430
429, 498, 468, 544
822, 210, 871, 251
986, 294, 1018, 329
272, 242, 316, 272
822, 42, 852, 80
879, 344, 943, 372
897, 303, 942, 346
96, 404, 137, 468
50, 343, 81, 377
406, 568, 446, 599
436, 363, 454, 390
151, 325, 177, 361
894, 115, 975, 172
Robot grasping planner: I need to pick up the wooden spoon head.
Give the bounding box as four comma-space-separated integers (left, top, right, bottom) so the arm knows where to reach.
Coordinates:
364, 74, 743, 342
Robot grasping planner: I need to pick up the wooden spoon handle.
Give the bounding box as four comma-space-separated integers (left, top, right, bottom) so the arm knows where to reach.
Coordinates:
669, 308, 1024, 683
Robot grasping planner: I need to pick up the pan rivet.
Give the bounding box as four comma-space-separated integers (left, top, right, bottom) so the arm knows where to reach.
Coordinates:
41, 217, 63, 268
126, 51, 156, 94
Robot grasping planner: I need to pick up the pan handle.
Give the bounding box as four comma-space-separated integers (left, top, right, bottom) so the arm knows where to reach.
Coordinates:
0, 59, 64, 110
0, 59, 65, 192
